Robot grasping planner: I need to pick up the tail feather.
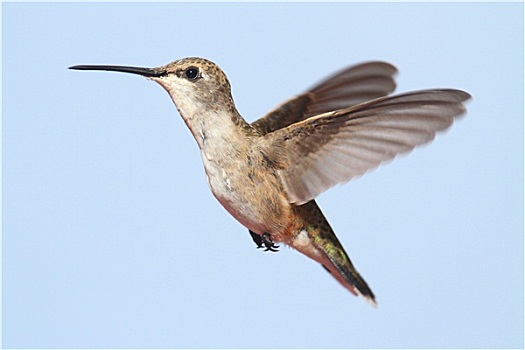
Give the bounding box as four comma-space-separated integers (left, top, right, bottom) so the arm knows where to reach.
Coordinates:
290, 200, 376, 306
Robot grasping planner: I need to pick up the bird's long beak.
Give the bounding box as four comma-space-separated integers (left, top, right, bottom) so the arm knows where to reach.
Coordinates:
69, 64, 165, 77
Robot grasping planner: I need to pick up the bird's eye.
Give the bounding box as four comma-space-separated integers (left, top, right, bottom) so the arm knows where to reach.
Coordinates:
184, 67, 199, 80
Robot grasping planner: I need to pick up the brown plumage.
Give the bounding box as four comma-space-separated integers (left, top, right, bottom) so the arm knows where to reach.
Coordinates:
70, 58, 471, 306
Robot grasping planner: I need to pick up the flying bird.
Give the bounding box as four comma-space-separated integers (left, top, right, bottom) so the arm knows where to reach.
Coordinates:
70, 58, 470, 306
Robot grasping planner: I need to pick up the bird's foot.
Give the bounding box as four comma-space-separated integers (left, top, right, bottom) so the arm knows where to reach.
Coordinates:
261, 233, 280, 252
249, 230, 280, 252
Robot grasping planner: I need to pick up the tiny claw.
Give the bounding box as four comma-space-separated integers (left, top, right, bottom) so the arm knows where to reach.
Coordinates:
262, 233, 280, 252
263, 245, 280, 252
248, 231, 280, 252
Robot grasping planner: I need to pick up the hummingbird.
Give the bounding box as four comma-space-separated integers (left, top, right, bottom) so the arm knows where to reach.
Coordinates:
69, 58, 470, 306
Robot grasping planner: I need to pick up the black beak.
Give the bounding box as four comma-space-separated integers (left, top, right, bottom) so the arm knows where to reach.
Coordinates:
68, 64, 165, 77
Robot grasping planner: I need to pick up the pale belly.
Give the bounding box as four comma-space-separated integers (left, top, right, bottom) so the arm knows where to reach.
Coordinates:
200, 150, 289, 235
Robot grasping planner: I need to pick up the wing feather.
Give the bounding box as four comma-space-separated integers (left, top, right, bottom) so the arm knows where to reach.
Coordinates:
263, 89, 471, 204
252, 61, 398, 134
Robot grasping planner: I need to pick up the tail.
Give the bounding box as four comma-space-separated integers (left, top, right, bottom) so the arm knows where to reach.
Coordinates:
290, 200, 377, 307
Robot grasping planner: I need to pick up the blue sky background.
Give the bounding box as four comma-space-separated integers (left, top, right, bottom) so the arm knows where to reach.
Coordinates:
3, 2, 523, 348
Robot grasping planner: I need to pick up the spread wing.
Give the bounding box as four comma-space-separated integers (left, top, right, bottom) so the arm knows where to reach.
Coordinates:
252, 61, 398, 135
262, 89, 471, 205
